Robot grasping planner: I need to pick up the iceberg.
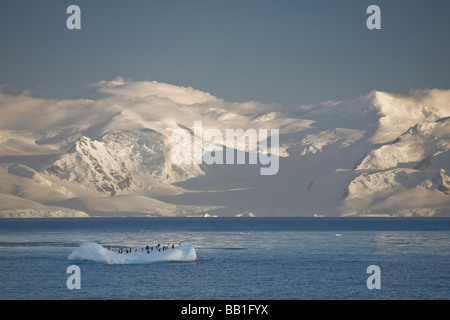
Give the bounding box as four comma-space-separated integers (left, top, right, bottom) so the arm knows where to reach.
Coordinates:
67, 242, 196, 264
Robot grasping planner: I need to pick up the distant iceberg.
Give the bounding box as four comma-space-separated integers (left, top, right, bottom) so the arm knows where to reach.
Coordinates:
234, 211, 256, 217
202, 213, 218, 218
68, 242, 196, 264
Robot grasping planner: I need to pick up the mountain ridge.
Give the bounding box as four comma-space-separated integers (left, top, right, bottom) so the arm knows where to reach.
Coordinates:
0, 79, 449, 217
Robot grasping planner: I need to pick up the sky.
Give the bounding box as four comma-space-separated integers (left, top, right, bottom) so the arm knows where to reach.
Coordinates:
0, 0, 449, 107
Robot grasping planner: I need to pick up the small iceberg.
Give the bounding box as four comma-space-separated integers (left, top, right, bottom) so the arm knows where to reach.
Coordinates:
68, 242, 197, 264
202, 213, 218, 218
234, 211, 256, 217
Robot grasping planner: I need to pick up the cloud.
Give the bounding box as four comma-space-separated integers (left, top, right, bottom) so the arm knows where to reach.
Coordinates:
0, 91, 99, 131
3, 79, 449, 146
408, 88, 450, 112
91, 76, 217, 105
0, 78, 311, 156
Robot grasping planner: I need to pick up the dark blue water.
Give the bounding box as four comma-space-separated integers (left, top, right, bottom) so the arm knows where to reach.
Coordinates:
0, 218, 449, 300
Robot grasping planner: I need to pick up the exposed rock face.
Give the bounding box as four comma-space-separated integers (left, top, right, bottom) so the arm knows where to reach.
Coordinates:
47, 136, 134, 196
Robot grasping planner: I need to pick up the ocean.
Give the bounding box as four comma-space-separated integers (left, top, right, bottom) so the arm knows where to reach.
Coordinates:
0, 217, 449, 300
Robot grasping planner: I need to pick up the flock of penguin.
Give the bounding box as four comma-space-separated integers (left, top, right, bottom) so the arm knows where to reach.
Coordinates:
106, 242, 182, 254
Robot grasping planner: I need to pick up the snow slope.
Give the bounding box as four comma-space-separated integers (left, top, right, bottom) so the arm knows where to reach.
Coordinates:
0, 193, 88, 218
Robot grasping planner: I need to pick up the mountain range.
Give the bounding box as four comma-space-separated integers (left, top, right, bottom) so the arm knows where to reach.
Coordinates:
1, 78, 449, 217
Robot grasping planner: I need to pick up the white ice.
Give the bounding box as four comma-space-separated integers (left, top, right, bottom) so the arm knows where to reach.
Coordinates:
67, 242, 196, 264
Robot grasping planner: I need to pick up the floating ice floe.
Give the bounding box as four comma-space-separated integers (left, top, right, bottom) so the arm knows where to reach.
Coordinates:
67, 242, 196, 264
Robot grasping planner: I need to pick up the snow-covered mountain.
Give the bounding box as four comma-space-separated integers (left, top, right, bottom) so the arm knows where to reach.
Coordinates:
0, 78, 449, 217
340, 91, 450, 217
47, 136, 134, 196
